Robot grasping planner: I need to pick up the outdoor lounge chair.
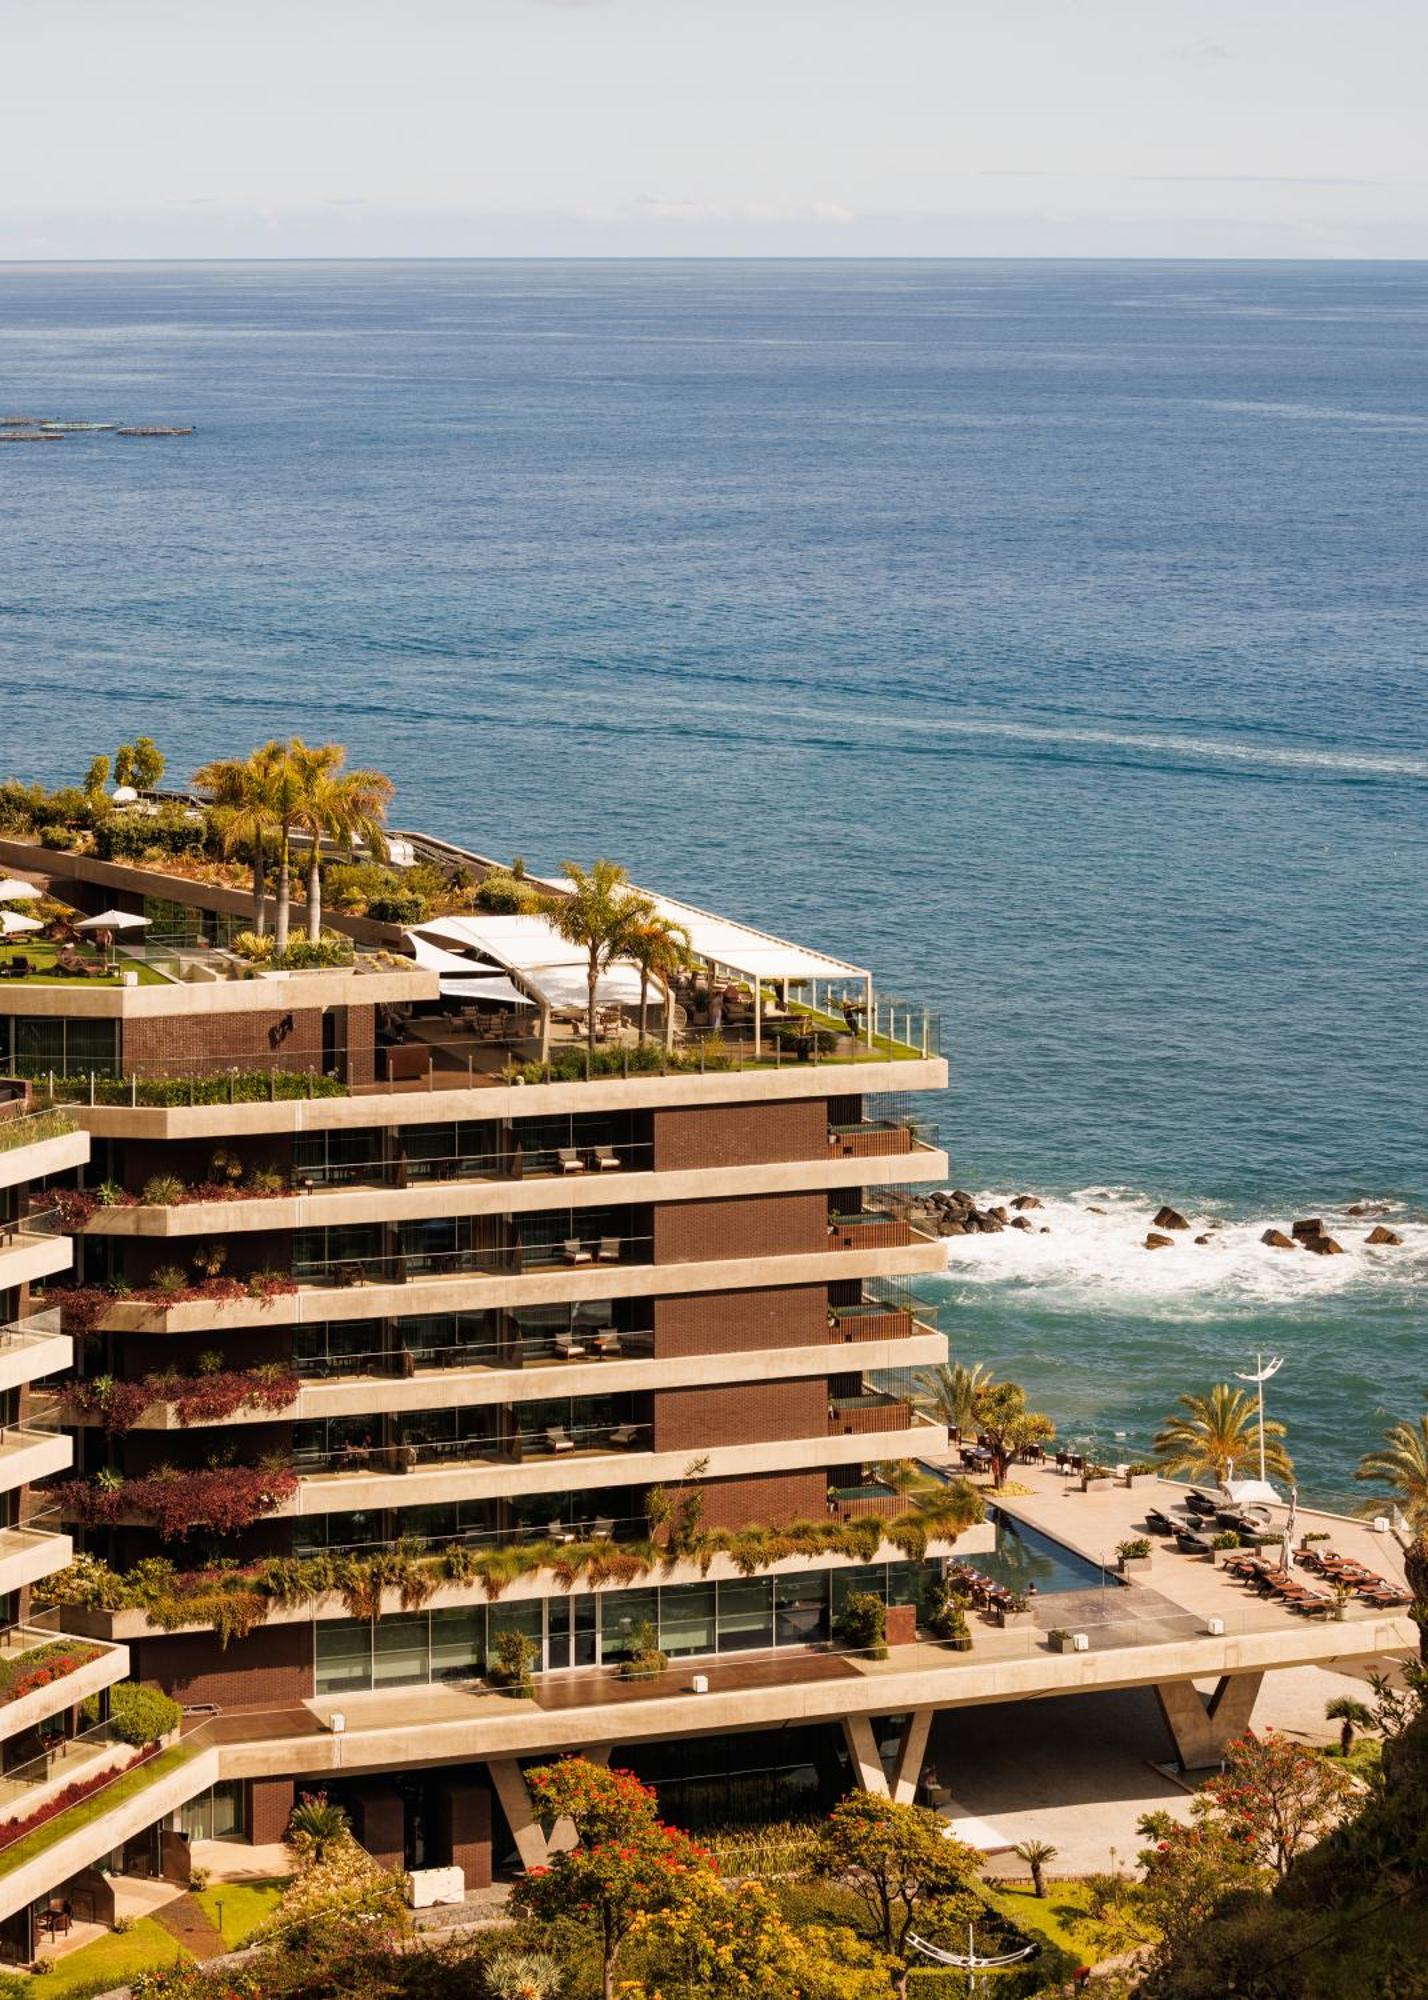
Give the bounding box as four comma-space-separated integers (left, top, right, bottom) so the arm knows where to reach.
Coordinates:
554, 1331, 586, 1359
545, 1426, 576, 1454
546, 1519, 576, 1543
608, 1422, 639, 1448
592, 1329, 623, 1358
1358, 1583, 1411, 1608
563, 1238, 593, 1265
558, 1148, 586, 1174
596, 1236, 621, 1262
1145, 1509, 1178, 1536
591, 1517, 614, 1539
1175, 1529, 1214, 1555
593, 1145, 621, 1171
1185, 1490, 1219, 1517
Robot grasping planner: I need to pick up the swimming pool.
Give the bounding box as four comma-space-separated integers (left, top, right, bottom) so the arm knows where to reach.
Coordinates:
973, 1511, 1107, 1595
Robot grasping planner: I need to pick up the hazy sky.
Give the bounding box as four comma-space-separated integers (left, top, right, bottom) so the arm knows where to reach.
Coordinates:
5, 0, 1426, 258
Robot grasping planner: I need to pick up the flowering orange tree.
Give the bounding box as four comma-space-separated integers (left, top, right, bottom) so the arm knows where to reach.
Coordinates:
511, 1760, 713, 2000
1201, 1728, 1353, 1878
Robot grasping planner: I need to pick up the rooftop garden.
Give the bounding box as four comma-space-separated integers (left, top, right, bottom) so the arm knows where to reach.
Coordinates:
38, 1475, 985, 1645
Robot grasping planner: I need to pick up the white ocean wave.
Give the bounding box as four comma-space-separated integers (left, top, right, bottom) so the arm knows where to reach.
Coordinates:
940, 1186, 1427, 1311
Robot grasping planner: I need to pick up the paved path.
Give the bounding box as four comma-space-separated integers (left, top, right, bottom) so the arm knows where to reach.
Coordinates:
151, 1892, 228, 1961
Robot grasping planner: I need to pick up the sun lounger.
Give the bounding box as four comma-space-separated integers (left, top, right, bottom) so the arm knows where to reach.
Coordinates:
1358, 1584, 1411, 1608
554, 1331, 586, 1359
545, 1426, 576, 1453
1145, 1509, 1178, 1536
546, 1519, 576, 1543
563, 1238, 593, 1265
591, 1516, 614, 1540
1175, 1529, 1214, 1555
1185, 1490, 1219, 1517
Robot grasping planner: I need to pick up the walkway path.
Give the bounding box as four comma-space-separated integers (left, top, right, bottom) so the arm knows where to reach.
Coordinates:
152, 1892, 228, 1961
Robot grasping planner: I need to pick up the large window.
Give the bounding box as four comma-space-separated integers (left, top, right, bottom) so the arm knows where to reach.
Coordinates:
0, 1016, 119, 1079
293, 1129, 382, 1187
716, 1578, 774, 1653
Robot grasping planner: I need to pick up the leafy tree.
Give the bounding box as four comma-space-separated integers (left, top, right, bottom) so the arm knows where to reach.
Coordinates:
130, 735, 166, 789
914, 1361, 991, 1435
1325, 1693, 1376, 1757
1013, 1836, 1058, 1897
1153, 1383, 1292, 1486
1136, 1802, 1269, 1962
816, 1793, 978, 1996
511, 1760, 711, 2000
627, 908, 692, 1048
970, 1378, 1055, 1489
628, 1872, 897, 1999
1201, 1730, 1353, 1878
1356, 1413, 1428, 1661
540, 860, 652, 1057
285, 1790, 352, 1864
84, 754, 111, 799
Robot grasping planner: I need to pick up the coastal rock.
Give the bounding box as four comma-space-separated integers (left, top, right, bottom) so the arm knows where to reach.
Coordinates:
988, 1205, 1010, 1224
1291, 1218, 1324, 1242
1010, 1215, 1034, 1231
938, 1219, 967, 1236
1039, 1225, 1052, 1234
950, 1190, 977, 1210
1261, 1229, 1296, 1250
1303, 1233, 1344, 1256
1153, 1206, 1190, 1231
1348, 1201, 1390, 1217
1086, 1205, 1107, 1215
1194, 1234, 1212, 1245
1011, 1194, 1044, 1211
1366, 1225, 1402, 1246
1145, 1232, 1174, 1250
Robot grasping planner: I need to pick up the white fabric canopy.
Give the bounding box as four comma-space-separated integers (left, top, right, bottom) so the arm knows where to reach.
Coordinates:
1, 911, 43, 936
0, 879, 41, 904
407, 932, 486, 976
622, 886, 868, 985
1223, 1477, 1283, 1508
76, 909, 150, 932
439, 974, 535, 1007
415, 915, 645, 1015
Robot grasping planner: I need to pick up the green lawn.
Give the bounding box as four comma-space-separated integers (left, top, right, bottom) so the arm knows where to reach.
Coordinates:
24, 1915, 189, 1997
0, 943, 168, 987
195, 1879, 287, 1947
985, 1879, 1096, 1956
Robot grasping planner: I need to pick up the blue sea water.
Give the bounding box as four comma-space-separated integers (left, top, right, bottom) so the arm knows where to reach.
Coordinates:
0, 259, 1424, 1501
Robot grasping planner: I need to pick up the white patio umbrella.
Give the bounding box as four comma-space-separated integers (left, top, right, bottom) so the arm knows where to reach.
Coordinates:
0, 879, 41, 903
75, 909, 151, 933
1, 910, 43, 936
76, 908, 150, 967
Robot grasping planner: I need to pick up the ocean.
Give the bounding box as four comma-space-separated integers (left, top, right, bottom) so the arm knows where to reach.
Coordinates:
1, 259, 1424, 1502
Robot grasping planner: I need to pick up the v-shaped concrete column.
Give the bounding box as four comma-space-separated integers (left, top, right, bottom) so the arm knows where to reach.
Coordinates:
842, 1710, 935, 1804
487, 1742, 613, 1870
1155, 1671, 1264, 1770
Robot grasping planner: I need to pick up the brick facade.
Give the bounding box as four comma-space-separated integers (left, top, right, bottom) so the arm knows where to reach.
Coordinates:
696, 1470, 829, 1531
134, 1623, 314, 1711
653, 1192, 827, 1264
247, 1777, 296, 1845
652, 1378, 826, 1453
434, 1779, 492, 1888
651, 1099, 827, 1171
653, 1285, 828, 1357
124, 1009, 327, 1080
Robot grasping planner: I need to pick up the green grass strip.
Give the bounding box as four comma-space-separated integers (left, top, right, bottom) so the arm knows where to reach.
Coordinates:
0, 1742, 201, 1877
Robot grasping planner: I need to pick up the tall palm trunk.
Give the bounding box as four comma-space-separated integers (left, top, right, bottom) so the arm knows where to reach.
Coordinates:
252, 839, 268, 937
306, 846, 323, 944
274, 826, 292, 955
1406, 1534, 1428, 1663
586, 954, 599, 1057
638, 970, 650, 1046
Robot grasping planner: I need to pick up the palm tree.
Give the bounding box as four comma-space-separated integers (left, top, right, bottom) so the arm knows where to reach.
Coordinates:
194, 743, 283, 937
1324, 1694, 1375, 1757
1153, 1383, 1292, 1486
1356, 1415, 1428, 1660
915, 1361, 992, 1436
541, 860, 650, 1058
289, 743, 394, 943
285, 1790, 350, 1862
1013, 1838, 1057, 1898
628, 910, 691, 1048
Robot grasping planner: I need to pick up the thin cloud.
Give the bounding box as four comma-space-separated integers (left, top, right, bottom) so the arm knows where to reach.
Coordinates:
1173, 37, 1233, 63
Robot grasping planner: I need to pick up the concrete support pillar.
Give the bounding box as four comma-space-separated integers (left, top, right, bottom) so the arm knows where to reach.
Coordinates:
488, 1744, 612, 1871
1155, 1671, 1264, 1770
890, 1709, 934, 1806
841, 1714, 889, 1797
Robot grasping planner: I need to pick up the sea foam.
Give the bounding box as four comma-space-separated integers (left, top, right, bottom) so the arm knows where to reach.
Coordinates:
940, 1187, 1427, 1314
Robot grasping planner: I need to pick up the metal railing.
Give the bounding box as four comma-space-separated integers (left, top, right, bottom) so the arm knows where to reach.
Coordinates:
297, 1418, 652, 1476
295, 1329, 649, 1380
290, 1231, 647, 1289
292, 1510, 649, 1560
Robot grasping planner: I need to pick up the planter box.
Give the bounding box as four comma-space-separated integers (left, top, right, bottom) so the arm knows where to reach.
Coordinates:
1118, 1557, 1153, 1577
993, 1605, 1032, 1629
1123, 1473, 1158, 1489
1079, 1477, 1115, 1495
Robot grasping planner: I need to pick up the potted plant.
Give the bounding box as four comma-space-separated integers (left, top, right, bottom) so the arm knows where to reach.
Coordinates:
1122, 1461, 1159, 1489
1331, 1582, 1353, 1622
1117, 1537, 1153, 1576
923, 1581, 974, 1652
487, 1629, 537, 1697
834, 1591, 888, 1661
1047, 1627, 1076, 1654
1210, 1530, 1241, 1567
1080, 1465, 1114, 1494
617, 1620, 669, 1681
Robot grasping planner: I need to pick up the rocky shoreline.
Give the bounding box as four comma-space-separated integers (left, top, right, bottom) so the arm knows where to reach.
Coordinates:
880, 1187, 1407, 1253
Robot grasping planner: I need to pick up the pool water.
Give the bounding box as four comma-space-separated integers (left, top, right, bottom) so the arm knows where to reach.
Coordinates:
973, 1512, 1108, 1595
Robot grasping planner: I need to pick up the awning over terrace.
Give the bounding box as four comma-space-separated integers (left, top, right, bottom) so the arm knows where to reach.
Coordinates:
623, 885, 869, 988
411, 914, 645, 1015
